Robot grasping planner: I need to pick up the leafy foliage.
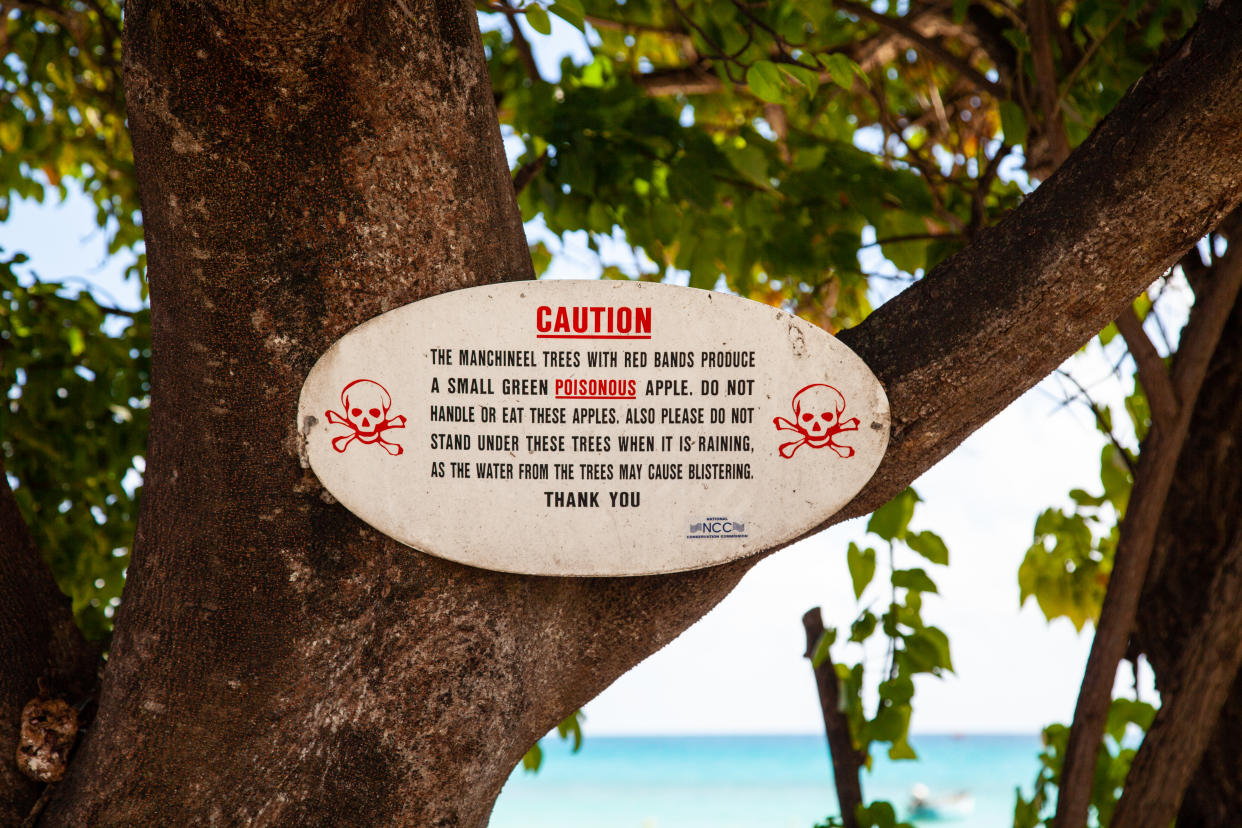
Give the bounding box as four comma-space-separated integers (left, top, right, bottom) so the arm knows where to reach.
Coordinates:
0, 251, 148, 641
486, 0, 1194, 330
1, 1, 141, 643
1014, 697, 1156, 827
520, 709, 586, 772
0, 1, 139, 276
813, 488, 951, 824
1018, 303, 1156, 631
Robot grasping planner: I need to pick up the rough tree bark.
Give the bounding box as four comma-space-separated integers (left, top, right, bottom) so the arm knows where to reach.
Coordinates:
1113, 532, 1242, 827
5, 0, 1240, 824
1132, 289, 1242, 825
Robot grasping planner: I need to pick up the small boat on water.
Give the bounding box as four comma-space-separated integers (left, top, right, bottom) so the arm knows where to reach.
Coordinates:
906, 783, 976, 821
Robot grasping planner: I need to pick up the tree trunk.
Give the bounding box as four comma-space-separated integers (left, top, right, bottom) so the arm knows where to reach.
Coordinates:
1135, 289, 1242, 825
40, 2, 759, 825
22, 1, 1242, 824
1111, 533, 1242, 827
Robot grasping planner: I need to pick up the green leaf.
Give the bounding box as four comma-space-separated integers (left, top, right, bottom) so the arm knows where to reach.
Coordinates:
818, 53, 864, 91
811, 627, 838, 668
1125, 383, 1152, 444
688, 263, 719, 290
1003, 27, 1031, 51
67, 326, 85, 356
856, 801, 900, 828
779, 63, 820, 99
1105, 698, 1156, 742
887, 736, 917, 760
892, 567, 938, 594
998, 100, 1028, 145
521, 742, 543, 771
847, 542, 877, 600
1068, 488, 1106, 508
1100, 444, 1133, 514
549, 0, 584, 31
901, 634, 943, 674
868, 487, 920, 541
529, 241, 553, 277
849, 610, 877, 643
867, 703, 911, 743
556, 708, 585, 751
708, 0, 736, 25
746, 61, 786, 103
915, 626, 954, 672
906, 530, 949, 565
879, 674, 914, 706
793, 145, 827, 171
525, 3, 552, 35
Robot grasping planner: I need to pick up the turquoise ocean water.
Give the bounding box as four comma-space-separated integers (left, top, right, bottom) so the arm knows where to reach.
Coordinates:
491, 733, 1043, 827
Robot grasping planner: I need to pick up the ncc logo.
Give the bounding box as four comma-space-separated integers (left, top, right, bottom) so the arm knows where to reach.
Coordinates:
687, 518, 748, 539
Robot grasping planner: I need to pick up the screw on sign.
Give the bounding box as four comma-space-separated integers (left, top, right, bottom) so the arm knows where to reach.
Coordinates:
325, 378, 406, 455
773, 383, 860, 458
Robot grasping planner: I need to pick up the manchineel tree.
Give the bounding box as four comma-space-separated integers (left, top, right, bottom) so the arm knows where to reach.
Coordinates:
2, 0, 1242, 826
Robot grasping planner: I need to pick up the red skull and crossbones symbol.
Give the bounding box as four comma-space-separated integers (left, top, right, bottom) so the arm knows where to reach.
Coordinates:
774, 383, 859, 459
325, 378, 405, 455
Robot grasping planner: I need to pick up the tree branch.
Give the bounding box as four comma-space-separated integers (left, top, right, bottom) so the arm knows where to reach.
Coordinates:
583, 13, 687, 40
803, 609, 864, 828
1026, 0, 1071, 167
1053, 217, 1242, 828
1051, 368, 1137, 479
829, 1, 1242, 526
969, 142, 1010, 237
634, 64, 724, 96
1114, 304, 1178, 431
498, 0, 541, 83
832, 0, 1005, 97
511, 150, 547, 195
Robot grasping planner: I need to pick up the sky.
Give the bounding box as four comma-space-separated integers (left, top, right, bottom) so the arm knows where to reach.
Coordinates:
0, 13, 1171, 739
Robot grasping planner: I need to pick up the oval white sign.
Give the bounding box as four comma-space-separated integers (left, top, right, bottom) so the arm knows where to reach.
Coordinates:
298, 280, 888, 576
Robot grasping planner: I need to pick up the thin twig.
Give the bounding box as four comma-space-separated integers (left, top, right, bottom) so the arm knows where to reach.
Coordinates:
1026, 0, 1071, 166
583, 13, 687, 39
668, 0, 744, 84
1114, 304, 1178, 431
498, 0, 542, 83
969, 142, 1010, 236
1053, 368, 1137, 479
512, 150, 548, 195
863, 232, 960, 249
1056, 3, 1131, 106
865, 76, 965, 233
832, 0, 1006, 97
20, 782, 55, 828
